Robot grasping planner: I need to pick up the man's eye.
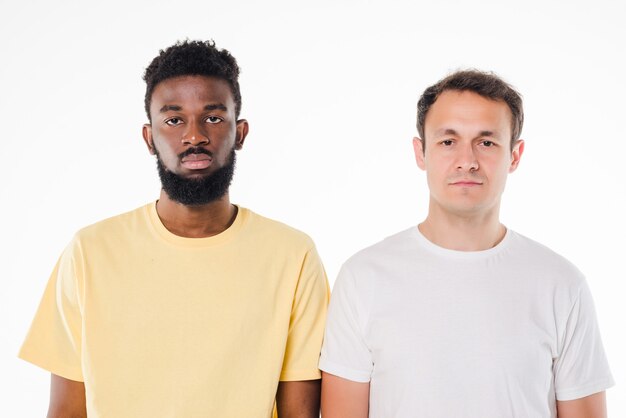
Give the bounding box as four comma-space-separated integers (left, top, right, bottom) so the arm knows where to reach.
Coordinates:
206, 116, 222, 124
165, 118, 183, 126
481, 140, 495, 147
442, 140, 454, 146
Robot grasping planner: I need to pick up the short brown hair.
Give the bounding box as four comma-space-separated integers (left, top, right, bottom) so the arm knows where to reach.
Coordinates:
416, 70, 524, 150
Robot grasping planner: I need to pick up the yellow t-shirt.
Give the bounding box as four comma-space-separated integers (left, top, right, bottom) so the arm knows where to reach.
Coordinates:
19, 203, 329, 417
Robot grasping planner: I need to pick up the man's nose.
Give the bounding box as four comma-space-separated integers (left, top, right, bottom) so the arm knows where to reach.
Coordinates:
182, 122, 209, 146
456, 144, 479, 171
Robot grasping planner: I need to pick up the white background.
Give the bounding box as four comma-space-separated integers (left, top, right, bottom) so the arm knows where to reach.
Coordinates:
1, 0, 624, 415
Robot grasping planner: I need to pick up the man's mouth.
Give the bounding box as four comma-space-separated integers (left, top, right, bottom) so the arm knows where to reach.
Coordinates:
181, 152, 213, 170
449, 179, 483, 186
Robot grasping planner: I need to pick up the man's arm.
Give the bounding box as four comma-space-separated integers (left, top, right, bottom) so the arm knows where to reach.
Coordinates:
556, 391, 606, 418
275, 380, 321, 418
48, 374, 86, 418
321, 372, 369, 418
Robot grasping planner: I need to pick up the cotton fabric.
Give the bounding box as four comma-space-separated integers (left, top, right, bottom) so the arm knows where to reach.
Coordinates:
21, 203, 329, 418
319, 227, 613, 417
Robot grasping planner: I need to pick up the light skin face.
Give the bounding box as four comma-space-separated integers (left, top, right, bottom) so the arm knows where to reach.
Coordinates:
414, 90, 523, 223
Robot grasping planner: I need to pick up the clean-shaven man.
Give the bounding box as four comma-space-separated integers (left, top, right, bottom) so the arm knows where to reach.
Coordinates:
20, 40, 328, 418
319, 70, 613, 417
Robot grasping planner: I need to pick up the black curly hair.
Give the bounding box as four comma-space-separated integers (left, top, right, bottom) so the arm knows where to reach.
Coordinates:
143, 40, 242, 120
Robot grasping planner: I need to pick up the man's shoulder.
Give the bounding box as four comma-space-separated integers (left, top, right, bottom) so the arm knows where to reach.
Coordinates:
343, 227, 416, 269
242, 208, 316, 250
509, 230, 578, 266
508, 229, 586, 286
73, 204, 150, 242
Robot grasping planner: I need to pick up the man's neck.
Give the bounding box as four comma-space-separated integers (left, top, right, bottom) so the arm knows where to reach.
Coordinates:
155, 190, 238, 238
418, 203, 506, 252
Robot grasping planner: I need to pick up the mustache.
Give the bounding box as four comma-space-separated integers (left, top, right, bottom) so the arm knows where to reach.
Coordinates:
178, 147, 213, 159
448, 173, 483, 181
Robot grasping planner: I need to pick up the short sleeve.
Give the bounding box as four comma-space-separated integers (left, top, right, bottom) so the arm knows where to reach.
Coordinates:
18, 237, 84, 382
553, 280, 614, 400
279, 245, 330, 381
319, 264, 373, 383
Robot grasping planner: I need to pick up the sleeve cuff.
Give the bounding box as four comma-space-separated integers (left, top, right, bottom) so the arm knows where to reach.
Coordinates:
279, 368, 322, 381
556, 375, 615, 401
18, 349, 84, 382
318, 357, 371, 383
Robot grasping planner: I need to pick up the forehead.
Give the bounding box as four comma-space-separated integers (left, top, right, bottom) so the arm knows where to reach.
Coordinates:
425, 90, 511, 136
150, 75, 235, 109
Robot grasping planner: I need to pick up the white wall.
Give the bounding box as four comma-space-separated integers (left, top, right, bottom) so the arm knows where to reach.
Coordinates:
1, 0, 624, 415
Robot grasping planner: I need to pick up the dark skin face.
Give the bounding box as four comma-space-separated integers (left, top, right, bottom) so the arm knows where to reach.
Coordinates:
141, 75, 249, 238
48, 76, 320, 417
143, 75, 246, 180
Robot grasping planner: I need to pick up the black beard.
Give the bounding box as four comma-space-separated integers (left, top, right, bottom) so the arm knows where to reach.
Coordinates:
155, 147, 236, 206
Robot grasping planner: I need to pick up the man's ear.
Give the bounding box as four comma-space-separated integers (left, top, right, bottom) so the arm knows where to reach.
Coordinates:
413, 137, 426, 171
142, 124, 156, 155
235, 119, 249, 150
509, 139, 525, 173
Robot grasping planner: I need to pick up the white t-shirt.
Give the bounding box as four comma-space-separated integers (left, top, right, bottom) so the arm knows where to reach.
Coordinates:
319, 227, 613, 418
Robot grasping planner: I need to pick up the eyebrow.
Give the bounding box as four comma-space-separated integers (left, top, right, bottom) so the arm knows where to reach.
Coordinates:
433, 128, 497, 137
434, 128, 459, 137
158, 103, 229, 113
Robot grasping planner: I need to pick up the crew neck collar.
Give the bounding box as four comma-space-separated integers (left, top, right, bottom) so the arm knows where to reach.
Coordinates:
409, 225, 513, 260
146, 201, 248, 248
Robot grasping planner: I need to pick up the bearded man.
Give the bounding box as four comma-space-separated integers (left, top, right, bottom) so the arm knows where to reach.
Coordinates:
20, 40, 329, 418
